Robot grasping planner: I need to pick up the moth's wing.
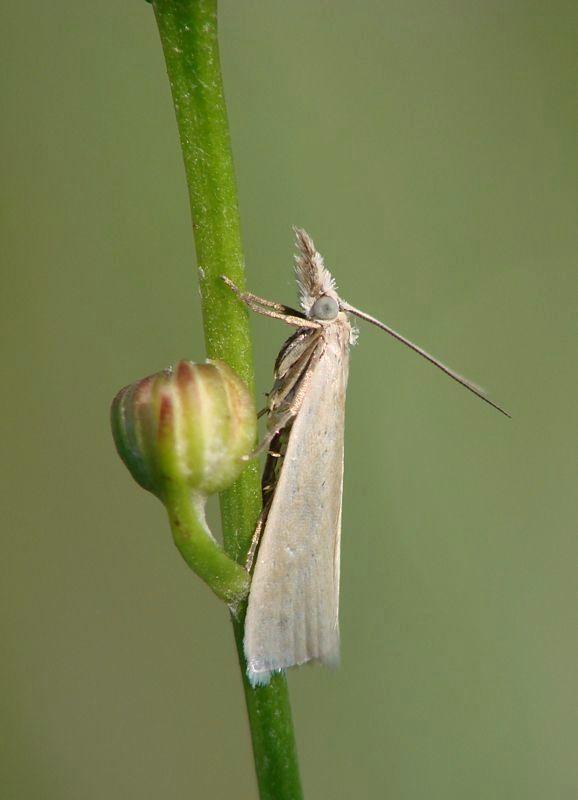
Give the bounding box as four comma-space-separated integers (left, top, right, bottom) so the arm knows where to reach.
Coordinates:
244, 329, 349, 686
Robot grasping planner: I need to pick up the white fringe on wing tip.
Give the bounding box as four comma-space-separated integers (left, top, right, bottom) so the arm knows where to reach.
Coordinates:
246, 666, 281, 688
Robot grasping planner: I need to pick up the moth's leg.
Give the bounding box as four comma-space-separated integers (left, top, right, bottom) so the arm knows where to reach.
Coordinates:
246, 499, 271, 573
246, 426, 286, 458
248, 341, 326, 459
250, 392, 307, 458
222, 276, 320, 330
246, 437, 284, 572
278, 341, 325, 417
243, 301, 318, 330
222, 276, 299, 314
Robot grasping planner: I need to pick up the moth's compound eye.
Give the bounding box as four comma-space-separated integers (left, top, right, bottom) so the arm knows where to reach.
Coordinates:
310, 295, 339, 321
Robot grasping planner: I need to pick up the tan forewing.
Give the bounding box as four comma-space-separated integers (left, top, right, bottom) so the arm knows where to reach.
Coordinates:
244, 319, 350, 686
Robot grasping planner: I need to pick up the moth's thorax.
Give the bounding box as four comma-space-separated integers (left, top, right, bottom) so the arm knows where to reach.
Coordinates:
318, 315, 352, 386
320, 311, 353, 348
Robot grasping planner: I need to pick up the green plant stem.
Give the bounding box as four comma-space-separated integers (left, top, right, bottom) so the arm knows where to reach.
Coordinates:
152, 2, 303, 797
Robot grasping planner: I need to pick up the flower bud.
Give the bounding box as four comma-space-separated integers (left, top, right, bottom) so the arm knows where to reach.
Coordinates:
111, 359, 256, 501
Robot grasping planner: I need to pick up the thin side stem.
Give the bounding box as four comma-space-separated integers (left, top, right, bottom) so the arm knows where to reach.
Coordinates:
152, 2, 303, 797
165, 486, 250, 605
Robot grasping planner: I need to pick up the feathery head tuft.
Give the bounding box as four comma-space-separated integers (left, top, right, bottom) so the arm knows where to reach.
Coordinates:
293, 227, 337, 314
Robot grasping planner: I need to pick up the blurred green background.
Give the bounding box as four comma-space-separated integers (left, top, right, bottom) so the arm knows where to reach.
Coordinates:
2, 1, 576, 798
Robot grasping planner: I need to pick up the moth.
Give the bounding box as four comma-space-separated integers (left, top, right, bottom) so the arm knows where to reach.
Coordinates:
224, 228, 509, 687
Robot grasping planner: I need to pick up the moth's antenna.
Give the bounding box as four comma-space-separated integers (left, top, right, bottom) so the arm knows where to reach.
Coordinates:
342, 302, 511, 418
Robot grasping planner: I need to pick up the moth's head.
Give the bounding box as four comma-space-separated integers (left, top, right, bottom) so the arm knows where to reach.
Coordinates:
293, 227, 341, 321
